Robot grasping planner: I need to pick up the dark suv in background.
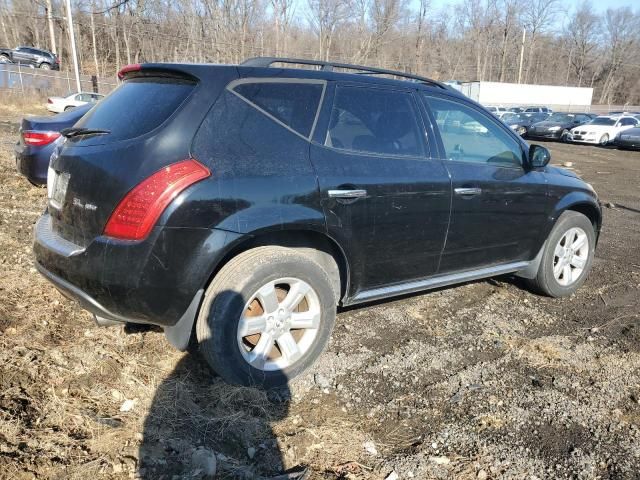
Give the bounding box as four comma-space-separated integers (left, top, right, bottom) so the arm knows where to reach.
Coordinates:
34, 58, 601, 388
0, 46, 60, 69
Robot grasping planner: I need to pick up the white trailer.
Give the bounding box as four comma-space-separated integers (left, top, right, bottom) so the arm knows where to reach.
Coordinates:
459, 81, 593, 111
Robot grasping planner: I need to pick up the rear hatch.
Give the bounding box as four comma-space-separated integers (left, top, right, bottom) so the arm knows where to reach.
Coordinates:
47, 64, 238, 246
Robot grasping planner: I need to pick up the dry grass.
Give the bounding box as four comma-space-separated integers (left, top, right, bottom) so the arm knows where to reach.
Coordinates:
0, 91, 49, 119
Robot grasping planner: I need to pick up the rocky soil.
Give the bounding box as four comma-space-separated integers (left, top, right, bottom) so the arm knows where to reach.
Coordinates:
0, 111, 639, 480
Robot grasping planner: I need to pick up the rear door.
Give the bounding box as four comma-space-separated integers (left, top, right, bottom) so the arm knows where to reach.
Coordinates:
310, 83, 451, 296
421, 93, 550, 273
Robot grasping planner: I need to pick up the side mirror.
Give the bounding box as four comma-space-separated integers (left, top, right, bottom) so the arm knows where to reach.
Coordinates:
529, 144, 551, 168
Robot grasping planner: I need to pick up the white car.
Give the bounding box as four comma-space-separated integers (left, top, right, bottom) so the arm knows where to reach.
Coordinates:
46, 91, 104, 113
485, 106, 508, 118
570, 115, 640, 145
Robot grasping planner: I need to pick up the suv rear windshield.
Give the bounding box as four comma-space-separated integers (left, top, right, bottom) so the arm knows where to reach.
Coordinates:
73, 77, 195, 142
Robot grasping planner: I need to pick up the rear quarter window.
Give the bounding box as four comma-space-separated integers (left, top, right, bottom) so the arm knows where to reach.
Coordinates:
73, 77, 195, 142
229, 80, 324, 138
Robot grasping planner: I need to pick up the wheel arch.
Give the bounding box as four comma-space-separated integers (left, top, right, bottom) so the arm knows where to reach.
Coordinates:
552, 192, 602, 242
207, 227, 350, 305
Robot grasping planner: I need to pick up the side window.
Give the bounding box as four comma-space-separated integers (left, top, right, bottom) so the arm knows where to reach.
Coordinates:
231, 81, 324, 138
620, 118, 636, 126
325, 86, 424, 157
424, 95, 523, 167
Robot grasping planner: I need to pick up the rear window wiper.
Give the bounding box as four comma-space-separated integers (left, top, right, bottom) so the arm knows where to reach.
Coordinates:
60, 127, 111, 138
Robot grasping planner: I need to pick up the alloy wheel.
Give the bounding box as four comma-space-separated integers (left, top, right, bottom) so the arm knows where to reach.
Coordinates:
553, 227, 589, 286
237, 277, 321, 371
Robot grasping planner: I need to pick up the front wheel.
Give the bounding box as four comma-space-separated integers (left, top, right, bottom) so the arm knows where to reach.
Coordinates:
195, 246, 337, 388
561, 129, 570, 142
526, 211, 595, 297
599, 134, 609, 146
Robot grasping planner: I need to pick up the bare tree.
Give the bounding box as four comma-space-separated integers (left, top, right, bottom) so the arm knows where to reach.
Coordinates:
521, 0, 561, 83
565, 1, 599, 87
308, 0, 350, 60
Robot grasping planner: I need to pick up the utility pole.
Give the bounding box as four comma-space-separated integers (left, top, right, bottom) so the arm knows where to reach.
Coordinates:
65, 0, 81, 93
517, 28, 526, 84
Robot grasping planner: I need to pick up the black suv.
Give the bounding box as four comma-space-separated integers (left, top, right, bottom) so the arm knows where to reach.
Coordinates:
0, 46, 60, 70
34, 58, 601, 387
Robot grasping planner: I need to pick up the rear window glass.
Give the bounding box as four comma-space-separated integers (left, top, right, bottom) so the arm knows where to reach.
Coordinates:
231, 81, 323, 137
326, 86, 424, 157
74, 78, 194, 141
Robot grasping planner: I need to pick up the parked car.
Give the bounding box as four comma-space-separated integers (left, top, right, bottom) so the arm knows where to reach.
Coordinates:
612, 126, 640, 150
524, 106, 553, 115
15, 104, 92, 186
508, 107, 524, 113
570, 115, 639, 145
33, 58, 601, 388
485, 106, 508, 118
0, 46, 59, 70
527, 112, 596, 142
47, 91, 104, 113
501, 112, 549, 136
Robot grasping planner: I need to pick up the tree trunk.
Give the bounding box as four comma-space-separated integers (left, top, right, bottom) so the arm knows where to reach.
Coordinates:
45, 0, 57, 54
91, 10, 99, 75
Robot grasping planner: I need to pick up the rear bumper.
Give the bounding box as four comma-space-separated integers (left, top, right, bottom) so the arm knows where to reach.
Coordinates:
15, 142, 51, 186
33, 213, 243, 328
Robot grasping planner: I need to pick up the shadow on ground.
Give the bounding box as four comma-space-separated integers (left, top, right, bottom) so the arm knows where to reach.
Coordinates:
138, 354, 303, 479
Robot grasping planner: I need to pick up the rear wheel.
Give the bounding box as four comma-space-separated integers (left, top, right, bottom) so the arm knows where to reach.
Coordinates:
64, 106, 73, 111
599, 134, 609, 146
526, 211, 595, 297
39, 62, 51, 70
195, 246, 337, 388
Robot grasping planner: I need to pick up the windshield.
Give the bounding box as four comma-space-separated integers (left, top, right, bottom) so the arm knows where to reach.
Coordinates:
547, 113, 573, 122
590, 117, 616, 126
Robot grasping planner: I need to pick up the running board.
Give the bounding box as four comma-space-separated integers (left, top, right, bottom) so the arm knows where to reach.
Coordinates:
349, 261, 530, 305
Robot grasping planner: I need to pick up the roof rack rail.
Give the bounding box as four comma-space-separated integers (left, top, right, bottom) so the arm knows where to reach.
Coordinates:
241, 57, 447, 90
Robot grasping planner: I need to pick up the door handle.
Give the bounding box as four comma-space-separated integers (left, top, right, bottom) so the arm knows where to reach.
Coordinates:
328, 189, 367, 199
454, 187, 482, 196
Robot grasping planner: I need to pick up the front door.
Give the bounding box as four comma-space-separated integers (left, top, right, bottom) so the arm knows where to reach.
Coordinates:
310, 84, 451, 297
421, 93, 550, 273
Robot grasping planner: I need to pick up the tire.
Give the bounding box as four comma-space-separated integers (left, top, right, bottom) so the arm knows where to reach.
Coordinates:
561, 129, 570, 142
526, 211, 596, 297
64, 106, 73, 111
0, 54, 10, 63
195, 246, 337, 388
39, 62, 51, 70
599, 134, 609, 146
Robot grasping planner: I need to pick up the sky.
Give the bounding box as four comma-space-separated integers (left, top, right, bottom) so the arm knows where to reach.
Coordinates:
429, 0, 639, 14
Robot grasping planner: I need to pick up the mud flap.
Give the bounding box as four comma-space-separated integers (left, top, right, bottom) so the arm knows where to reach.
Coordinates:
515, 241, 546, 279
164, 289, 204, 351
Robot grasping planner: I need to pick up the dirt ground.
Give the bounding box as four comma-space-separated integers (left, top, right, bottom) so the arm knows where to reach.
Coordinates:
1, 106, 639, 480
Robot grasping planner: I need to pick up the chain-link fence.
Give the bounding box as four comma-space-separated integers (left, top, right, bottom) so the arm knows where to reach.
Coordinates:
0, 64, 118, 99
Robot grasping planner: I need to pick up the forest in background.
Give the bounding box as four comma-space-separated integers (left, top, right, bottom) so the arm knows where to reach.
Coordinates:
0, 0, 639, 104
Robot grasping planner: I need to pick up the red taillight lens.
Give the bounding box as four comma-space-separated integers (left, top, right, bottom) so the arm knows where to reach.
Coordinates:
117, 64, 141, 80
103, 159, 210, 241
22, 130, 61, 146
47, 98, 53, 104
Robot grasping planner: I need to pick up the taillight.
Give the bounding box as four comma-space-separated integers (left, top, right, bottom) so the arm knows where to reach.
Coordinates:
47, 98, 53, 104
22, 130, 61, 146
103, 159, 210, 241
117, 64, 141, 80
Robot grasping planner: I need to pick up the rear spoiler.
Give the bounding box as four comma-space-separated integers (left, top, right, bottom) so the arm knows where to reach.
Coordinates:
117, 63, 200, 83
